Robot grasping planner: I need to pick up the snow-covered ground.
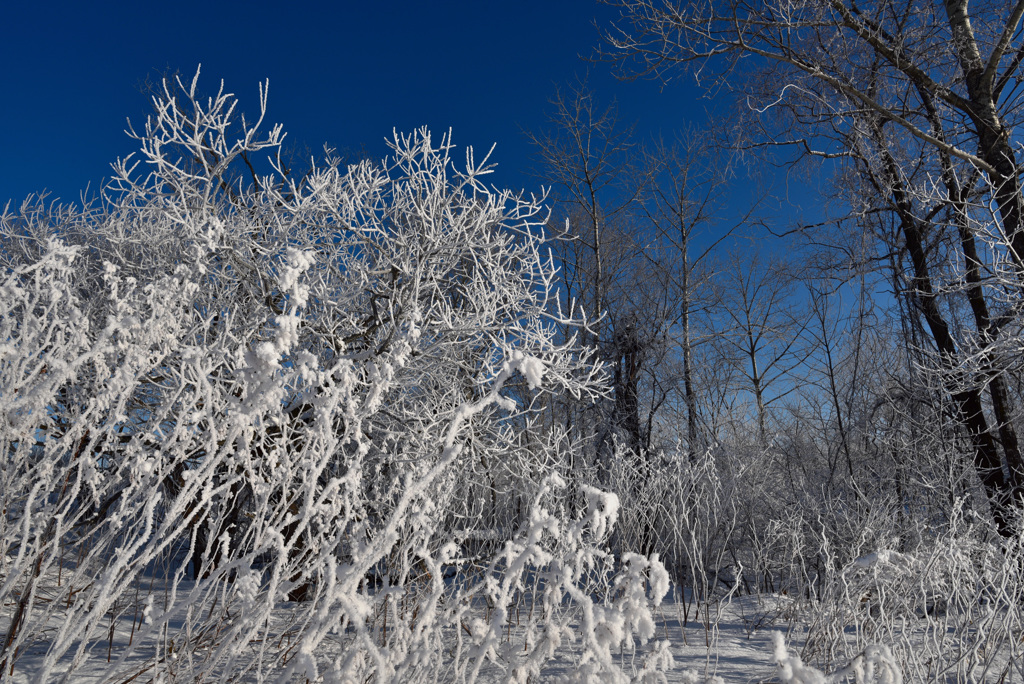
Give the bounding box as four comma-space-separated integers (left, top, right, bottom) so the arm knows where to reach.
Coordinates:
6, 564, 1014, 684
0, 579, 777, 683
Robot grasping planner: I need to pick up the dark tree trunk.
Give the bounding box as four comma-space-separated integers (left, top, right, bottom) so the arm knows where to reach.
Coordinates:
944, 0, 1024, 271
874, 133, 1016, 535
612, 319, 643, 456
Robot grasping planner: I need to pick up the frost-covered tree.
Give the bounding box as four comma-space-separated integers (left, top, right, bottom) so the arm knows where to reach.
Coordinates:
0, 70, 681, 683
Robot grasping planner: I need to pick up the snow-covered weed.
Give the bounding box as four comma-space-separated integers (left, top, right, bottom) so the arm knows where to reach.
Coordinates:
774, 632, 902, 684
798, 501, 1023, 682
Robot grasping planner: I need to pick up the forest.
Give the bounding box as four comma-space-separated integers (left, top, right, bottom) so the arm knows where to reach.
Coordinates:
1, 1, 1023, 682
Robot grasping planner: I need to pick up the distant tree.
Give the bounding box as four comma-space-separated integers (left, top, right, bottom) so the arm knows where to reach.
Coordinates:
526, 77, 655, 456
639, 132, 748, 453
712, 250, 811, 444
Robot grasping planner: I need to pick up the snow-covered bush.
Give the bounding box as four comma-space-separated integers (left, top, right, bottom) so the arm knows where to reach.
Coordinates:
773, 631, 902, 684
605, 444, 743, 634
445, 476, 674, 684
0, 70, 662, 682
799, 501, 1023, 682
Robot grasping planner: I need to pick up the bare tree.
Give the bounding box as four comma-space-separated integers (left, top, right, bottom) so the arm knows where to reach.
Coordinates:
527, 77, 664, 458
639, 132, 755, 452
526, 76, 645, 333
717, 250, 812, 444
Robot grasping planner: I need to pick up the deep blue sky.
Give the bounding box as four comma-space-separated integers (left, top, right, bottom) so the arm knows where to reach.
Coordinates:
0, 0, 738, 209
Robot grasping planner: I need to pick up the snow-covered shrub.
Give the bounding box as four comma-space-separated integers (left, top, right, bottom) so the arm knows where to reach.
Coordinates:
0, 70, 626, 682
773, 632, 902, 684
799, 501, 1023, 682
606, 444, 741, 638
443, 476, 674, 684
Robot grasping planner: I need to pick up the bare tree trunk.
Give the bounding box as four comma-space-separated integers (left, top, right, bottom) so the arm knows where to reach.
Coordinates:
681, 262, 699, 452
918, 78, 1024, 497
954, 205, 1024, 496
944, 0, 1024, 269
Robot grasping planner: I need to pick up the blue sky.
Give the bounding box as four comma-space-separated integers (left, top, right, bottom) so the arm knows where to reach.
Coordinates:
0, 0, 739, 209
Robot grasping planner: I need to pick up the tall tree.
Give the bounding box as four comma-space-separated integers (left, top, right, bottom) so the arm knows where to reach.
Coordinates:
603, 0, 1024, 272
527, 78, 654, 455
639, 133, 749, 452
714, 250, 811, 444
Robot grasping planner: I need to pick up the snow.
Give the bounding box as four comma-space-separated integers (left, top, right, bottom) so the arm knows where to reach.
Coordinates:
520, 354, 547, 390
505, 350, 548, 390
